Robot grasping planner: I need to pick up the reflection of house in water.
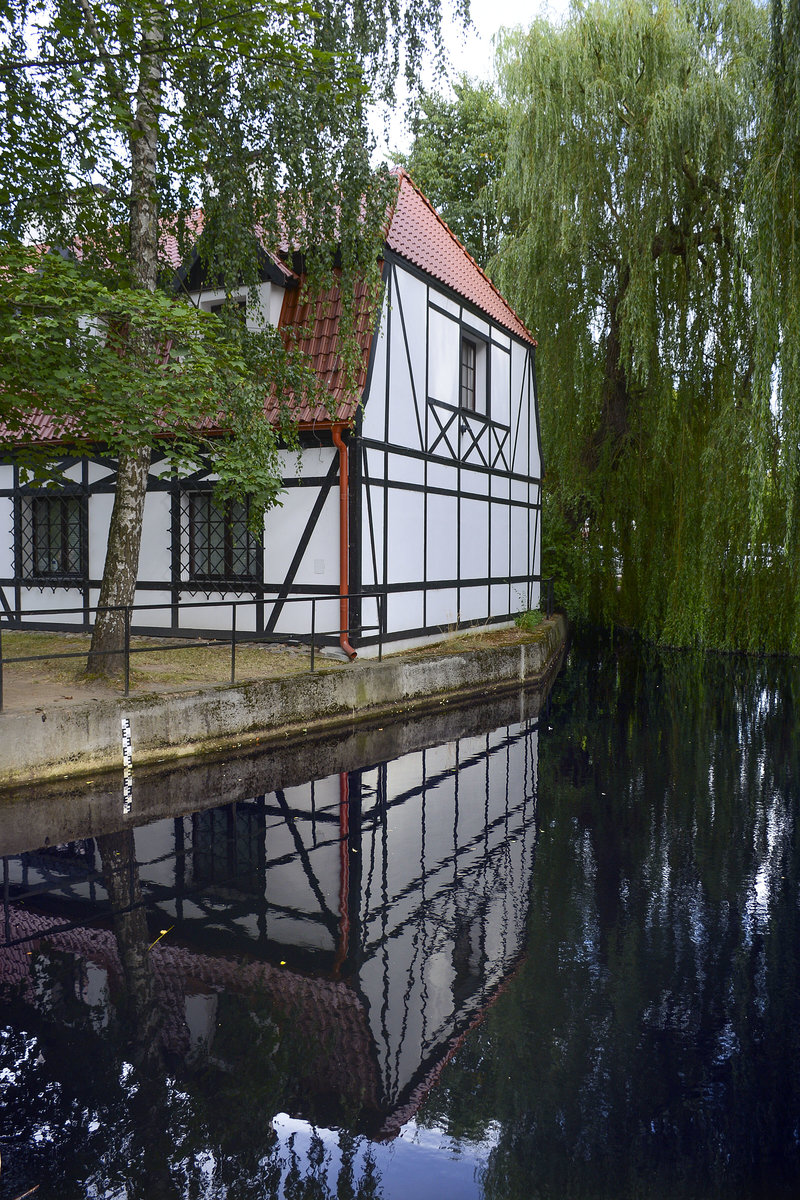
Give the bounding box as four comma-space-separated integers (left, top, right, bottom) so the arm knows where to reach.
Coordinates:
1, 715, 539, 1136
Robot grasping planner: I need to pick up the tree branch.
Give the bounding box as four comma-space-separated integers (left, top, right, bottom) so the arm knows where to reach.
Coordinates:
75, 0, 130, 114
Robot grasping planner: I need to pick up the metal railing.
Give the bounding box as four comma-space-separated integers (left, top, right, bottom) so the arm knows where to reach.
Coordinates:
0, 577, 553, 711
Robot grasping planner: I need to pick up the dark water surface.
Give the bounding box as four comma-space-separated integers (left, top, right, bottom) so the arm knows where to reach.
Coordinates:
1, 635, 800, 1198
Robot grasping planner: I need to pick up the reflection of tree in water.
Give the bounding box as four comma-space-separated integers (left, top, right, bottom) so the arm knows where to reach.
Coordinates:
419, 633, 800, 1199
96, 829, 162, 1067
1, 832, 384, 1200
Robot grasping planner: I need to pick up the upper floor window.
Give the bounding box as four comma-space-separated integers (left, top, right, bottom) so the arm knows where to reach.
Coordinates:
19, 494, 85, 582
460, 336, 477, 411
187, 493, 259, 584
208, 298, 246, 319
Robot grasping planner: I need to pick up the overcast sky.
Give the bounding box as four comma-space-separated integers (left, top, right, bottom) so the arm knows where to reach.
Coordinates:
374, 0, 571, 160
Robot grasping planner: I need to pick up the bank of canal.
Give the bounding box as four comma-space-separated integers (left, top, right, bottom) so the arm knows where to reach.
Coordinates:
0, 615, 567, 786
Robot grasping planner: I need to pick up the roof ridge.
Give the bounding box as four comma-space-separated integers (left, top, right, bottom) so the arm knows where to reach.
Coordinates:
390, 167, 535, 346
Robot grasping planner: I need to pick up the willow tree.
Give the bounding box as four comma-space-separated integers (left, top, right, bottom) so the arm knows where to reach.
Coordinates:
0, 0, 459, 673
748, 0, 800, 606
496, 0, 782, 650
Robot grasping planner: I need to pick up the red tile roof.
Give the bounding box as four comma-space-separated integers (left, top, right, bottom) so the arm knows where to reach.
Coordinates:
386, 170, 534, 346
160, 210, 296, 282
4, 179, 533, 441
275, 171, 534, 425
273, 273, 378, 426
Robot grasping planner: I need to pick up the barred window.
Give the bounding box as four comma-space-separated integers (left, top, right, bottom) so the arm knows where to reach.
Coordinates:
19, 494, 84, 581
188, 493, 259, 583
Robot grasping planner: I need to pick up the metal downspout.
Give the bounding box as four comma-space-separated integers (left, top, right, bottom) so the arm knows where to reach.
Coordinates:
332, 424, 357, 660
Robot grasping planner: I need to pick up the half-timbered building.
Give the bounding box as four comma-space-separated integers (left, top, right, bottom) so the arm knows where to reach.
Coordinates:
0, 171, 542, 653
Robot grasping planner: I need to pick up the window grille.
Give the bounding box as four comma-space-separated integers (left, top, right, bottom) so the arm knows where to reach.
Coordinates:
460, 336, 477, 411
18, 493, 85, 582
185, 492, 259, 584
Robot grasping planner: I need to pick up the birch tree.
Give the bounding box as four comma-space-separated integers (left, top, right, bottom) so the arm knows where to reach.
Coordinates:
0, 0, 459, 671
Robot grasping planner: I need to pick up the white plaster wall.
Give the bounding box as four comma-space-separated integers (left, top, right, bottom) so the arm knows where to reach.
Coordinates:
174, 591, 260, 633
135, 591, 173, 630
528, 371, 542, 480
460, 496, 488, 581
138, 491, 171, 583
360, 301, 389, 442
266, 483, 339, 591
89, 493, 114, 580
389, 268, 427, 453
268, 594, 340, 640
386, 487, 424, 585
427, 308, 460, 408
279, 445, 336, 482
432, 293, 460, 318
267, 484, 320, 582
425, 586, 458, 629
511, 503, 532, 579
87, 461, 112, 484
386, 589, 423, 635
458, 585, 487, 622
0, 494, 13, 579
425, 493, 458, 581
425, 458, 457, 492
361, 481, 384, 589
490, 500, 511, 577
491, 581, 511, 617
510, 477, 529, 504
17, 585, 84, 620
510, 347, 529, 476
390, 449, 424, 486
191, 281, 282, 331
491, 345, 511, 427
460, 461, 489, 498
464, 314, 489, 339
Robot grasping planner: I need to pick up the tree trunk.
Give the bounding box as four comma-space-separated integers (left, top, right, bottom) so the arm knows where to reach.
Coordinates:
87, 445, 152, 675
97, 828, 163, 1068
87, 8, 163, 677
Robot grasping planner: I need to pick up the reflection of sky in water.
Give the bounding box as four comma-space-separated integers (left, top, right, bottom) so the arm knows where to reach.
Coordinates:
272, 1115, 490, 1200
744, 792, 788, 944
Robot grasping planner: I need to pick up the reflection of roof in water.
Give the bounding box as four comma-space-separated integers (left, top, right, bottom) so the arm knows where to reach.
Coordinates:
0, 906, 380, 1119
0, 904, 522, 1139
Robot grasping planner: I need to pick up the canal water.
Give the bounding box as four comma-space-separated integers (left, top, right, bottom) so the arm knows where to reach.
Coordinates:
1, 634, 799, 1198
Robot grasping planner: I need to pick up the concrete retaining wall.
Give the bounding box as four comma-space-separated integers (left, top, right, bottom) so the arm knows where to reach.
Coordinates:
0, 615, 567, 786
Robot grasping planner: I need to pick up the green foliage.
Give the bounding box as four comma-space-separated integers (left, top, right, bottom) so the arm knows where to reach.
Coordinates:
396, 76, 508, 267
0, 0, 458, 637
494, 0, 799, 651
0, 241, 305, 512
514, 607, 544, 632
748, 0, 800, 541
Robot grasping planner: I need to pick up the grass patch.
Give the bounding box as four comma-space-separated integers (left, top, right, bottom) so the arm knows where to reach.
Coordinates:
395, 619, 550, 660
0, 629, 333, 696
514, 609, 545, 633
